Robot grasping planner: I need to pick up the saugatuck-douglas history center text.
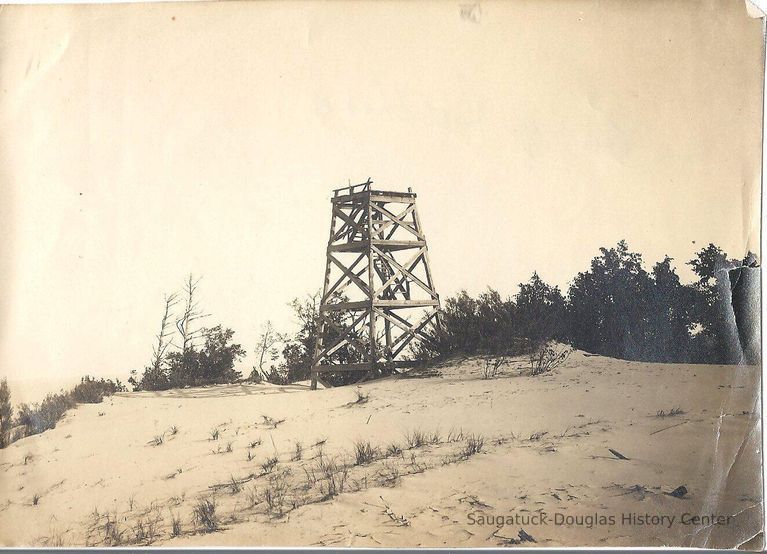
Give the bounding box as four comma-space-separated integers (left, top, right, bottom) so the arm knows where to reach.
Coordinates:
466, 512, 733, 530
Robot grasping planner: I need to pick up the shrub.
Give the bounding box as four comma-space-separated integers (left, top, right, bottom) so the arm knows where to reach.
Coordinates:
15, 393, 76, 437
529, 342, 572, 376
481, 356, 507, 379
11, 375, 125, 441
132, 325, 246, 391
70, 376, 126, 404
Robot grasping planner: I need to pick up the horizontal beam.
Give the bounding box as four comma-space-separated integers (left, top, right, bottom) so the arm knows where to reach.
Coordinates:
312, 362, 374, 373
370, 193, 417, 203
373, 299, 439, 308
321, 299, 440, 312
321, 300, 370, 312
328, 240, 427, 253
333, 190, 417, 204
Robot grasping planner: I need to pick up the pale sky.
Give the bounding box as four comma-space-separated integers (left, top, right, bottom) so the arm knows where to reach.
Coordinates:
0, 0, 762, 404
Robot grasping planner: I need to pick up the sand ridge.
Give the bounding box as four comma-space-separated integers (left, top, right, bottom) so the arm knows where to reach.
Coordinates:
0, 351, 761, 548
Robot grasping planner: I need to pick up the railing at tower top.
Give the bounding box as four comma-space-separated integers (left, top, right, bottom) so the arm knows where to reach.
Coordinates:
333, 179, 372, 198
332, 179, 415, 199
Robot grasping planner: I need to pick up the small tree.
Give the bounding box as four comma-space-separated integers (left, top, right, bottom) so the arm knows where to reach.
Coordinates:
0, 379, 12, 448
250, 321, 281, 381
197, 326, 246, 384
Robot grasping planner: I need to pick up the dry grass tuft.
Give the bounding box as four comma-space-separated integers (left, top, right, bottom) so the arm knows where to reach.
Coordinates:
261, 456, 279, 475
656, 407, 685, 417
192, 497, 218, 532
461, 434, 484, 457
353, 440, 378, 465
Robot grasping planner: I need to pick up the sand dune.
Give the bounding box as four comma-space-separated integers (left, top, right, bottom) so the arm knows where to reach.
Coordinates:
0, 351, 761, 548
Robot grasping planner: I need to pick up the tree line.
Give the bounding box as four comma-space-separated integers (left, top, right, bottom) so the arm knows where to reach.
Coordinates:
0, 240, 756, 447
425, 241, 756, 365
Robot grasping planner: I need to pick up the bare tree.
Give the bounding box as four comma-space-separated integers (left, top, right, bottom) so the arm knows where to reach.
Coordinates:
176, 274, 209, 355
150, 292, 179, 372
255, 321, 281, 372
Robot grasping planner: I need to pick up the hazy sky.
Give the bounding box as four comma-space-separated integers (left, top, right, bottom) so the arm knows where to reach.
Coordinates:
0, 0, 762, 404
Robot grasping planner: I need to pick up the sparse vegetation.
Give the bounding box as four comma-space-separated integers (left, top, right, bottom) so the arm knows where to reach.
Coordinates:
353, 389, 370, 405
229, 475, 241, 494
264, 470, 290, 517
32, 493, 41, 506
13, 375, 125, 441
353, 440, 378, 465
0, 379, 12, 448
529, 342, 572, 376
529, 431, 548, 441
404, 429, 428, 449
170, 512, 182, 537
315, 454, 348, 500
209, 428, 220, 441
70, 376, 127, 404
462, 434, 484, 457
249, 438, 262, 448
386, 443, 403, 457
151, 435, 164, 446
245, 485, 259, 508
261, 415, 286, 429
102, 512, 125, 546
261, 456, 279, 474
482, 356, 508, 379
657, 407, 686, 417
447, 427, 465, 442
291, 442, 303, 461
192, 497, 218, 532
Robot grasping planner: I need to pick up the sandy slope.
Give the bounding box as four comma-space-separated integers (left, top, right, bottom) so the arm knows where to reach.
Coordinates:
0, 351, 761, 548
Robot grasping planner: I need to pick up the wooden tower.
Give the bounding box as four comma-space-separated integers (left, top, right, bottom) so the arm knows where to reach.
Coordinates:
311, 179, 441, 389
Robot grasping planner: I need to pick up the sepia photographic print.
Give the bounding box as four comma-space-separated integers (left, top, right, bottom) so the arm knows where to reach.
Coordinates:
0, 0, 764, 549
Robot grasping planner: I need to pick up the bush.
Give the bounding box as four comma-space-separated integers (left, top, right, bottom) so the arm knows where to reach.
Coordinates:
15, 392, 76, 437
529, 342, 572, 376
12, 374, 124, 441
70, 376, 126, 403
132, 326, 246, 391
